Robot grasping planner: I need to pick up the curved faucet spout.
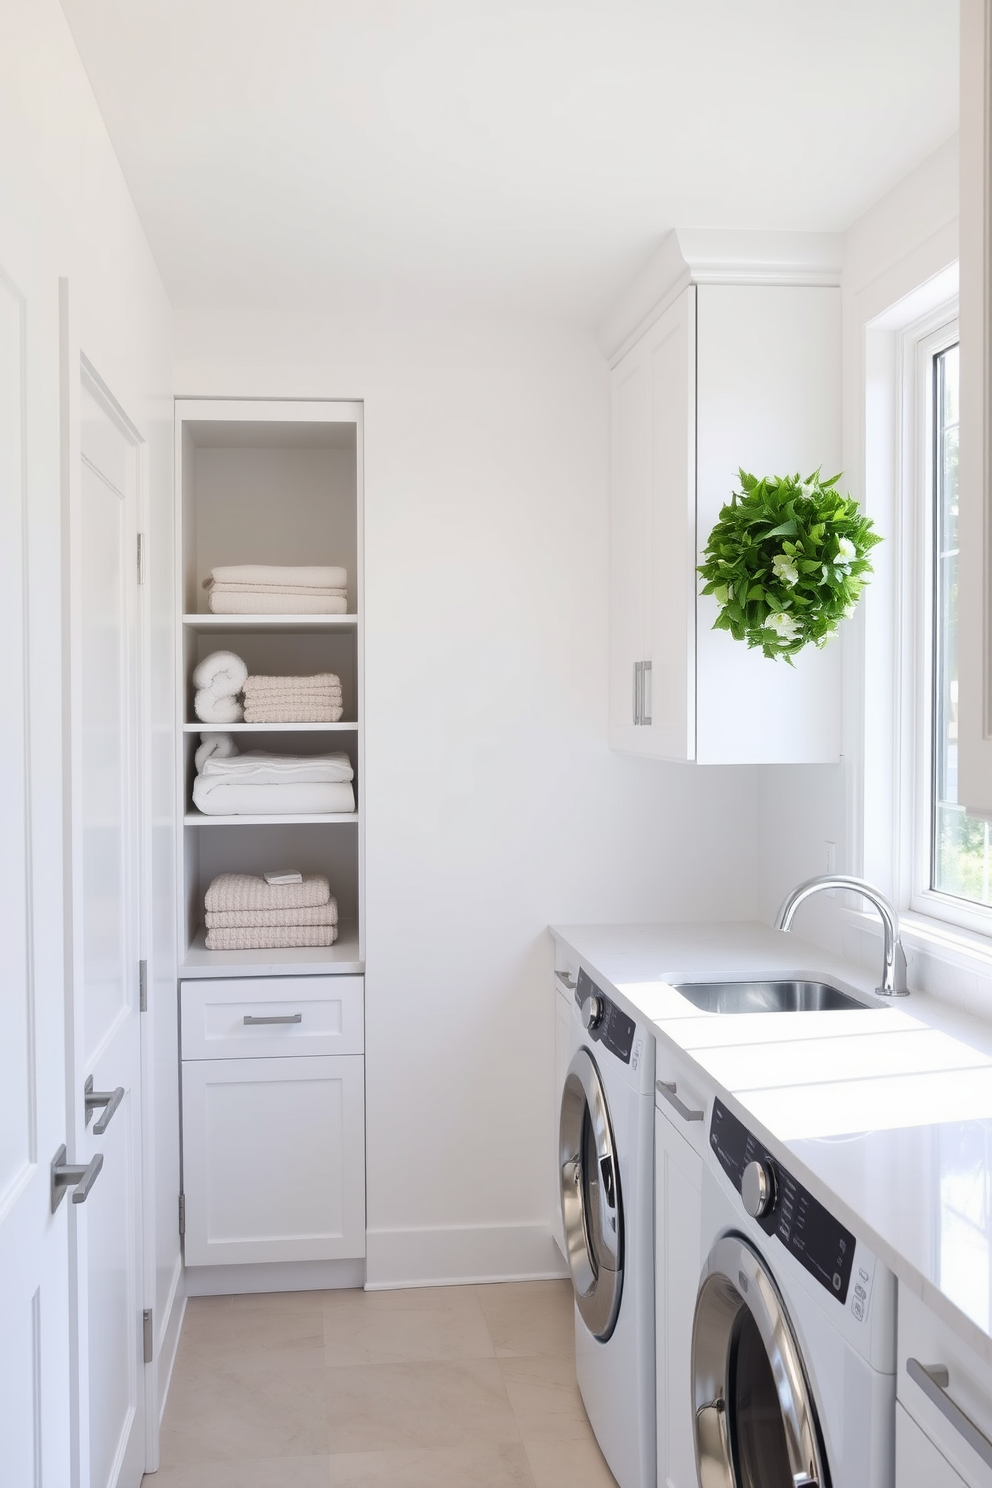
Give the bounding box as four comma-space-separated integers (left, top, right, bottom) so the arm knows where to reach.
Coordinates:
774, 874, 909, 998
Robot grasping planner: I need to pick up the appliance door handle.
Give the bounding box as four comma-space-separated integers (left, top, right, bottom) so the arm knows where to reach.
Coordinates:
907, 1358, 992, 1469
243, 1013, 303, 1025
657, 1080, 705, 1123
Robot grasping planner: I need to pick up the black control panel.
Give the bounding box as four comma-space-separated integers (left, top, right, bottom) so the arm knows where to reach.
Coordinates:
710, 1099, 855, 1305
575, 968, 635, 1064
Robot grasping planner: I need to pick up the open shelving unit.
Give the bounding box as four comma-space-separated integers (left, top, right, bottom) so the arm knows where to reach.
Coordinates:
175, 399, 365, 978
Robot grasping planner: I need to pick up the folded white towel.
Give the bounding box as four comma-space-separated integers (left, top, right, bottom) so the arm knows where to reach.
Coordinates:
209, 582, 347, 598
191, 779, 356, 815
208, 590, 349, 615
205, 565, 348, 589
205, 924, 338, 950
205, 901, 338, 929
243, 673, 342, 694
192, 650, 248, 698
200, 750, 354, 784
243, 703, 345, 723
194, 690, 244, 724
205, 872, 330, 912
195, 732, 239, 773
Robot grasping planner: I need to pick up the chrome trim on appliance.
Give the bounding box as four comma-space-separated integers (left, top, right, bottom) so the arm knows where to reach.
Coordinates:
692, 1234, 826, 1488
559, 1046, 623, 1340
907, 1358, 992, 1469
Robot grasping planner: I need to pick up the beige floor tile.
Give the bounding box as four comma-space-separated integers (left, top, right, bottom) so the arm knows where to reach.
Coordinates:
142, 1456, 331, 1488
323, 1284, 493, 1364
159, 1363, 330, 1466
524, 1437, 620, 1488
499, 1353, 595, 1443
230, 1287, 332, 1319
476, 1280, 575, 1358
325, 1442, 537, 1486
324, 1357, 520, 1453
178, 1292, 325, 1373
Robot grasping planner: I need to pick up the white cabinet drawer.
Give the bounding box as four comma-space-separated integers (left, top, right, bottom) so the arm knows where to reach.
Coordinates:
897, 1402, 968, 1488
654, 1040, 709, 1155
180, 976, 364, 1060
899, 1288, 992, 1487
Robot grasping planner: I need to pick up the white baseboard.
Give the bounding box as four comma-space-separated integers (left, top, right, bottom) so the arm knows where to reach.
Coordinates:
185, 1257, 366, 1296
365, 1222, 569, 1290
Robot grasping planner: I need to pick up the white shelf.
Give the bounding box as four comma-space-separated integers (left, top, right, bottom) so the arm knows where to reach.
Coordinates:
183, 613, 358, 634
184, 810, 359, 826
183, 722, 357, 733
181, 922, 363, 978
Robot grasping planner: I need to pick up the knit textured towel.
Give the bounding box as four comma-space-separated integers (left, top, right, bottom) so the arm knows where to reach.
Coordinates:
205, 901, 338, 929
204, 872, 330, 912
243, 703, 345, 723
205, 565, 348, 589
205, 924, 338, 950
208, 590, 349, 615
243, 673, 342, 694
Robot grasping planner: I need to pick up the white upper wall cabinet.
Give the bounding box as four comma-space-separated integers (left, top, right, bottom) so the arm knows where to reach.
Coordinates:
606, 232, 843, 765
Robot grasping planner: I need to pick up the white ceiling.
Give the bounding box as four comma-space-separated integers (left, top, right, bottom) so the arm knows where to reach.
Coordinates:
59, 0, 959, 324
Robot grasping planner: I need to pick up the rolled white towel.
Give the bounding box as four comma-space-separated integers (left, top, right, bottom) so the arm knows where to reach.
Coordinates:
192, 650, 248, 698
194, 691, 244, 724
195, 733, 239, 774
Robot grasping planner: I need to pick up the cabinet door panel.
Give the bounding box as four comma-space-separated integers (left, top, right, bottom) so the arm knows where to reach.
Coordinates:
181, 975, 364, 1060
182, 1054, 365, 1266
897, 1403, 967, 1488
655, 1108, 702, 1488
609, 338, 650, 753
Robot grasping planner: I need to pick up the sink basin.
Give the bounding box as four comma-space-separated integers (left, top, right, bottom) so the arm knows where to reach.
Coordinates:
673, 979, 871, 1014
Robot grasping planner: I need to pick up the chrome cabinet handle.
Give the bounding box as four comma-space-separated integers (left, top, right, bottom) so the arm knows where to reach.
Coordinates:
84, 1076, 124, 1134
51, 1145, 104, 1212
243, 1012, 303, 1025
657, 1080, 705, 1123
633, 661, 642, 725
907, 1358, 992, 1469
641, 660, 652, 725
556, 971, 576, 989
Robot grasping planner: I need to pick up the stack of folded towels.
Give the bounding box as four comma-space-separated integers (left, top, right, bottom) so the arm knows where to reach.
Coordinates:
242, 672, 344, 723
204, 871, 338, 950
193, 650, 247, 724
192, 734, 355, 816
202, 565, 349, 615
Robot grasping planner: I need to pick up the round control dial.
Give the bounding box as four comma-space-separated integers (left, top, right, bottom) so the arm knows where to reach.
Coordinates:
581, 995, 604, 1031
741, 1159, 776, 1218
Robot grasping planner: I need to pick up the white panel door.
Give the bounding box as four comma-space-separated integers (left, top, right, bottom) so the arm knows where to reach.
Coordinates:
68, 370, 146, 1488
896, 1404, 968, 1488
655, 1108, 702, 1488
0, 221, 72, 1488
181, 1054, 366, 1267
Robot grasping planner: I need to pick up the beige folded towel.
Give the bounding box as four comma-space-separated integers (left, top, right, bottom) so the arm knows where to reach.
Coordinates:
205, 565, 348, 589
204, 872, 330, 913
243, 673, 342, 694
205, 924, 338, 950
208, 590, 348, 615
243, 703, 345, 723
205, 901, 338, 929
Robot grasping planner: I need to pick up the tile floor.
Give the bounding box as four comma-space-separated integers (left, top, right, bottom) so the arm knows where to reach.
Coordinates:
143, 1279, 619, 1487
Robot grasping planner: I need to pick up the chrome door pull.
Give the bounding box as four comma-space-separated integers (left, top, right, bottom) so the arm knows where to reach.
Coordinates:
657, 1080, 705, 1123
243, 1012, 303, 1025
633, 661, 641, 725
907, 1358, 992, 1469
51, 1145, 104, 1212
640, 659, 652, 725
84, 1075, 124, 1134
556, 971, 576, 989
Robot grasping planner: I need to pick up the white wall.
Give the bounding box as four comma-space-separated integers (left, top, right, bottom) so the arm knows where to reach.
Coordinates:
175, 308, 760, 1284
0, 0, 179, 1441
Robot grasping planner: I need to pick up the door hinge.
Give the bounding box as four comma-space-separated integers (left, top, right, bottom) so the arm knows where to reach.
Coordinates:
138, 959, 147, 1012
136, 532, 145, 586
179, 1193, 185, 1236
142, 1308, 153, 1364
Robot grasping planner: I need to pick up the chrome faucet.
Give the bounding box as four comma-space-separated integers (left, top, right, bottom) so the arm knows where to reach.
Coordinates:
774, 875, 909, 997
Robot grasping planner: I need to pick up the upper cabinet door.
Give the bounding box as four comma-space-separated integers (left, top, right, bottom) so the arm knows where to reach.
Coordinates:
957, 0, 992, 814
610, 334, 651, 754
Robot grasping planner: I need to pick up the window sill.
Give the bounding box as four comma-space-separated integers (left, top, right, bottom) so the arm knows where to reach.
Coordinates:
841, 903, 992, 980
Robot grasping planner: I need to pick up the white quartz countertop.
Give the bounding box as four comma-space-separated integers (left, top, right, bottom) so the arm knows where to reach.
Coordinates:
551, 920, 992, 1366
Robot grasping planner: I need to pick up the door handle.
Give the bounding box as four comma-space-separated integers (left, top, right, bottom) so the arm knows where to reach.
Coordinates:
640, 660, 652, 725
657, 1080, 705, 1123
84, 1076, 124, 1134
556, 971, 576, 990
243, 1012, 303, 1025
633, 661, 641, 725
907, 1358, 992, 1469
51, 1145, 104, 1212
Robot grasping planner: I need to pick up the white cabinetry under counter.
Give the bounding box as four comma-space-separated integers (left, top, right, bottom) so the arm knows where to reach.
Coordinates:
897, 1287, 992, 1488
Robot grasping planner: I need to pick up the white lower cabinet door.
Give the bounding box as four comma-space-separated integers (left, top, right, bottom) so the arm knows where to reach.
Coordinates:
897, 1403, 968, 1488
182, 1055, 366, 1267
655, 1107, 703, 1488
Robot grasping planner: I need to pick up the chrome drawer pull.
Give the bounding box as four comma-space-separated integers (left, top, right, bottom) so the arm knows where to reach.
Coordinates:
243, 1013, 303, 1025
556, 971, 576, 989
657, 1080, 704, 1123
51, 1146, 104, 1212
907, 1358, 992, 1469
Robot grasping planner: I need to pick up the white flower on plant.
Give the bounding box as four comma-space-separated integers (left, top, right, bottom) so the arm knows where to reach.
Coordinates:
765, 611, 800, 641
771, 553, 799, 586
798, 481, 817, 500
835, 537, 856, 567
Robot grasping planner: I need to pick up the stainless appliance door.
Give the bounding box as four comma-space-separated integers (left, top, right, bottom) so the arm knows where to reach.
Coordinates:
691, 1235, 828, 1488
558, 1046, 623, 1341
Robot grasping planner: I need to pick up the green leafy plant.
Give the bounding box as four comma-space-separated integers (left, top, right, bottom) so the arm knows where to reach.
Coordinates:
697, 470, 882, 661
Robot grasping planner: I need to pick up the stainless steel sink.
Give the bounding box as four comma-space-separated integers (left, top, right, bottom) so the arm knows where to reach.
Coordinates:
673, 979, 872, 1014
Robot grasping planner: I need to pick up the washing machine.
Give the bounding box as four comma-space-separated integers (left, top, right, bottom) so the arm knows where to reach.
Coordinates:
558, 967, 656, 1488
690, 1094, 896, 1487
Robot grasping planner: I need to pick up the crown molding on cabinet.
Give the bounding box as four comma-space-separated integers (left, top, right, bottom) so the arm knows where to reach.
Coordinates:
599, 228, 845, 366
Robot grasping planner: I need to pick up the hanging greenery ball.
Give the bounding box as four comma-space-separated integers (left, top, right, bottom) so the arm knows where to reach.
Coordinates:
697, 469, 882, 662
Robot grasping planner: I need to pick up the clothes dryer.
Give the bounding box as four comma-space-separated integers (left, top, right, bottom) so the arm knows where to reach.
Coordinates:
558, 968, 656, 1488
